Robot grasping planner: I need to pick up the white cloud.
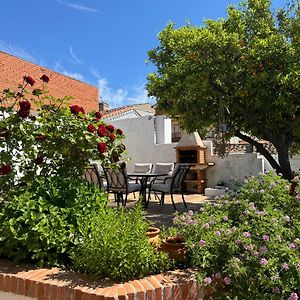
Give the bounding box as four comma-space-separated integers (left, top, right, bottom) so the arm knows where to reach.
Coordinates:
54, 61, 84, 81
91, 68, 152, 109
69, 46, 83, 64
54, 0, 99, 13
0, 40, 39, 64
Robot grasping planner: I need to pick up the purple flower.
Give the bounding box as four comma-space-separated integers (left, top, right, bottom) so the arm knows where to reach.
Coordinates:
204, 277, 212, 285
282, 262, 289, 270
172, 216, 178, 223
243, 232, 251, 238
188, 210, 194, 216
235, 239, 242, 245
245, 244, 253, 251
249, 202, 255, 207
223, 216, 229, 221
262, 234, 269, 242
215, 230, 221, 236
199, 239, 206, 247
242, 210, 249, 215
203, 223, 210, 230
259, 245, 268, 254
260, 258, 268, 266
223, 277, 231, 285
199, 207, 205, 212
288, 292, 298, 300
253, 251, 260, 257
284, 215, 291, 222
209, 219, 216, 225
214, 272, 222, 279
289, 243, 298, 249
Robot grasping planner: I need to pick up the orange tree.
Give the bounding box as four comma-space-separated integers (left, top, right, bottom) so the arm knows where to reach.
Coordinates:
0, 75, 125, 196
147, 0, 300, 180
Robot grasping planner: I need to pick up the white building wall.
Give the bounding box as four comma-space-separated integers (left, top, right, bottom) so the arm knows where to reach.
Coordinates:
109, 116, 300, 188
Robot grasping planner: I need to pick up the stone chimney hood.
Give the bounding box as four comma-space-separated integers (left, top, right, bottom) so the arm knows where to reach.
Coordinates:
176, 132, 206, 148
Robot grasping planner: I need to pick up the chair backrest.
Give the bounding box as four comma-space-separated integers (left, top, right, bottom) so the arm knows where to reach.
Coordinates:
84, 164, 104, 189
170, 163, 191, 192
133, 163, 152, 174
102, 163, 128, 193
153, 163, 174, 175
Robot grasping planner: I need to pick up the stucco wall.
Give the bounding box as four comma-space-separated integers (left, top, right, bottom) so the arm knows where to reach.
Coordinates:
109, 116, 265, 187
109, 115, 176, 172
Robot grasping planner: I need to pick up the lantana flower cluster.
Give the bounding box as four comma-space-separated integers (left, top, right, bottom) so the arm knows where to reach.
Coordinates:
173, 172, 300, 299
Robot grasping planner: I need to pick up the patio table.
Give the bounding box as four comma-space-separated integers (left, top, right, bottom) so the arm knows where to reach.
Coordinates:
127, 172, 168, 207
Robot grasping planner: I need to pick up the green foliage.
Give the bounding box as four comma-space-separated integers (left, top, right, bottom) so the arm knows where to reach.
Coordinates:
173, 172, 300, 299
0, 75, 126, 196
147, 0, 300, 179
73, 203, 170, 281
0, 177, 107, 266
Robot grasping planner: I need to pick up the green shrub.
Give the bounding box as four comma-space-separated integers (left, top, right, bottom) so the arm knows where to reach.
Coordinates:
0, 177, 107, 267
173, 172, 300, 299
73, 203, 170, 281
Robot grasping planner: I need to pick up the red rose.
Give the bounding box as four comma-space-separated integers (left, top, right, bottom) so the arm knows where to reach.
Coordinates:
79, 106, 85, 114
40, 74, 50, 83
70, 105, 81, 115
97, 124, 107, 137
37, 134, 46, 141
19, 100, 31, 111
34, 156, 44, 165
97, 142, 107, 153
95, 111, 102, 120
116, 128, 123, 135
23, 75, 35, 86
17, 109, 30, 118
87, 124, 96, 133
109, 133, 116, 140
0, 163, 12, 176
106, 125, 114, 132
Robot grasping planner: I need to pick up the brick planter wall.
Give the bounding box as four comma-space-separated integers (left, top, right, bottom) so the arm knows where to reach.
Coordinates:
0, 51, 99, 112
0, 259, 206, 300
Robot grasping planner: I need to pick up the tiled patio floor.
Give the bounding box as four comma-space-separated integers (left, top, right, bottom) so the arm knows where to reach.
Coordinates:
108, 193, 213, 228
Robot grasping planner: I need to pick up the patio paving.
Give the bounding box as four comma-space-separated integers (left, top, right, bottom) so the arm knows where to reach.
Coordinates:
108, 193, 212, 228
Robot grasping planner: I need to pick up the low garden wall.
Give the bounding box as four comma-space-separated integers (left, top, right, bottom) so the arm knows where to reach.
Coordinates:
0, 259, 206, 300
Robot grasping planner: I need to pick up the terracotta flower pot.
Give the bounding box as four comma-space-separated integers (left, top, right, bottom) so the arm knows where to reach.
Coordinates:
160, 236, 187, 262
146, 226, 160, 245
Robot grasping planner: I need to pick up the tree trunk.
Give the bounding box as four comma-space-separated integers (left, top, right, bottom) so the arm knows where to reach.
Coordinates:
234, 130, 294, 181
273, 139, 294, 180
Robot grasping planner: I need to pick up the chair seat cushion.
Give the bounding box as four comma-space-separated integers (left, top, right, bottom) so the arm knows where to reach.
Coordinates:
128, 183, 142, 193
151, 183, 171, 193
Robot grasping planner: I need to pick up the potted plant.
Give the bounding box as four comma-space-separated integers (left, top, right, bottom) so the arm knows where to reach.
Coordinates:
160, 228, 187, 262
146, 226, 161, 245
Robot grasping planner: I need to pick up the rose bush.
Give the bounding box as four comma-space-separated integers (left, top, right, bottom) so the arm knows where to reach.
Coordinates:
0, 75, 126, 196
173, 172, 300, 299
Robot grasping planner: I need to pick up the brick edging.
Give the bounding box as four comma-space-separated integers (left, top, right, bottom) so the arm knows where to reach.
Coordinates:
0, 259, 206, 300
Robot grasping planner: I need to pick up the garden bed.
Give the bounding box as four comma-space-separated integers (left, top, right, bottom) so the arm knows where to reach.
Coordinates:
0, 259, 205, 300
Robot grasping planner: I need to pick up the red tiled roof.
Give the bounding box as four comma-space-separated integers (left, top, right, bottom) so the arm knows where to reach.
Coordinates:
102, 103, 154, 118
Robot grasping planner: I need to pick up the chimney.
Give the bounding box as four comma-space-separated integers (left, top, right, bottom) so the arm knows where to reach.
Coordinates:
99, 101, 109, 112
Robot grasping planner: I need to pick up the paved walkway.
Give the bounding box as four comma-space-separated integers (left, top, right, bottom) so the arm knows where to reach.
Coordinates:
108, 193, 212, 228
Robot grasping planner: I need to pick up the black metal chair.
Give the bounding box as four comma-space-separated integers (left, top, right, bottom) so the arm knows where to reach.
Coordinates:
102, 163, 141, 206
147, 163, 191, 210
83, 163, 106, 191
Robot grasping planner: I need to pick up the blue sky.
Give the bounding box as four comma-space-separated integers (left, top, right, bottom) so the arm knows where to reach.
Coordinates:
0, 0, 285, 108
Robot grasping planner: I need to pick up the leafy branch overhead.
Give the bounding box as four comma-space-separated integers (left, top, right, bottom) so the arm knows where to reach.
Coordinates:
147, 0, 300, 180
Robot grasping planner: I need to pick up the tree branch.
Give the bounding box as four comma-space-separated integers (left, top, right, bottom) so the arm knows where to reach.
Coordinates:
234, 130, 282, 174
